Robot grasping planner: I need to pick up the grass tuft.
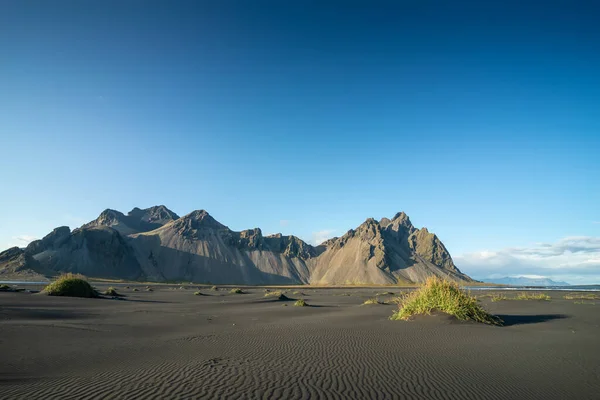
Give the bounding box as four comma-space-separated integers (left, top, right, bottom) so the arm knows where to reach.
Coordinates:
210, 286, 218, 291
363, 297, 383, 305
491, 294, 508, 302
0, 284, 12, 291
104, 287, 121, 296
376, 291, 395, 296
265, 291, 290, 301
194, 291, 203, 296
294, 299, 308, 307
132, 288, 139, 292
230, 288, 244, 294
390, 277, 501, 325
43, 273, 98, 298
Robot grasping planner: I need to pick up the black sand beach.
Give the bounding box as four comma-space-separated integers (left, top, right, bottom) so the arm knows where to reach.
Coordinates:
1, 286, 599, 399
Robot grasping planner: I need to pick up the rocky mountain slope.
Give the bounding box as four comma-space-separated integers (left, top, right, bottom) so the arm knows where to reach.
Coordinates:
1, 206, 472, 284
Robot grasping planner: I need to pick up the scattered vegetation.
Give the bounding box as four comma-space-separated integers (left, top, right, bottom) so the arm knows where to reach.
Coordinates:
42, 273, 98, 298
294, 299, 308, 307
574, 300, 596, 305
564, 293, 599, 300
0, 284, 12, 291
390, 277, 501, 325
230, 288, 244, 294
515, 292, 551, 301
210, 286, 218, 291
194, 291, 203, 296
104, 287, 121, 296
146, 288, 153, 292
132, 288, 139, 292
376, 291, 395, 296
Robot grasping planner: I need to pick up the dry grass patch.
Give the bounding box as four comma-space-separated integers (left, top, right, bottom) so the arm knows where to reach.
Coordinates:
230, 288, 244, 294
43, 273, 98, 298
390, 277, 501, 325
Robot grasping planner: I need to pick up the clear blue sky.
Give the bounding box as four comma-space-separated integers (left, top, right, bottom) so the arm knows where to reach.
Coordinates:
1, 1, 599, 282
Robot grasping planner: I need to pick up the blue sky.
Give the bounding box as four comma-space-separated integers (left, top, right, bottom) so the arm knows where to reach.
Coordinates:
1, 1, 599, 283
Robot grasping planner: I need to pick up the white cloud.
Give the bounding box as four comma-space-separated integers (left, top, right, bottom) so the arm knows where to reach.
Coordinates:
455, 236, 600, 284
311, 229, 336, 246
1, 235, 38, 250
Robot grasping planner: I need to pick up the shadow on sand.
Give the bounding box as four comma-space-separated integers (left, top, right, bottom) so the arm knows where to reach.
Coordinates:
497, 314, 568, 326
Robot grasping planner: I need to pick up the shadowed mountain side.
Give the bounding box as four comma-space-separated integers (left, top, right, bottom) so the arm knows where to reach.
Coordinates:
29, 227, 143, 280
130, 233, 300, 284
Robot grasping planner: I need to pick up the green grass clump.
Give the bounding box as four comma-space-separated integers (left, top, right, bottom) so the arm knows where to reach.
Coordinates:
211, 286, 218, 291
104, 287, 121, 296
294, 299, 308, 307
515, 292, 551, 301
230, 288, 243, 294
42, 273, 98, 298
363, 297, 383, 305
0, 284, 12, 291
390, 277, 501, 325
132, 288, 139, 292
146, 288, 153, 292
376, 291, 395, 296
194, 291, 203, 296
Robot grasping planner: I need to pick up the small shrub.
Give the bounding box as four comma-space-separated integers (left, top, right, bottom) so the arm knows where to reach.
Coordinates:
43, 273, 98, 298
230, 288, 243, 294
390, 277, 500, 325
376, 291, 395, 296
211, 286, 218, 291
363, 297, 383, 305
146, 288, 153, 292
294, 299, 308, 307
194, 291, 203, 296
132, 288, 139, 292
0, 284, 12, 291
515, 292, 551, 301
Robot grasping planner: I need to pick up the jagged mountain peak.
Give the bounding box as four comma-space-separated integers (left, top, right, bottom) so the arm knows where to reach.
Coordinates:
2, 207, 471, 284
127, 205, 179, 222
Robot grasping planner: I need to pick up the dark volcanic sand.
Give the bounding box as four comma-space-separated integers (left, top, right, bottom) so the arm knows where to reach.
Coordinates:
1, 286, 599, 399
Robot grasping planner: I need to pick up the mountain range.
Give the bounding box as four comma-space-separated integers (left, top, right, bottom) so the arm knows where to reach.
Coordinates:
0, 206, 472, 284
484, 277, 570, 286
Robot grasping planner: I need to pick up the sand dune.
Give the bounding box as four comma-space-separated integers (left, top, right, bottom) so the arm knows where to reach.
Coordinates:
1, 287, 599, 399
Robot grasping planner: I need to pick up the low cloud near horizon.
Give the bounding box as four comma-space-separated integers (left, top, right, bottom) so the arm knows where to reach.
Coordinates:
2, 235, 37, 250
455, 236, 600, 285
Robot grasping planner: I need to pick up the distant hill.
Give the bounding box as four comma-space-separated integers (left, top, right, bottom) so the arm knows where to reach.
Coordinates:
1, 206, 472, 284
485, 277, 570, 286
